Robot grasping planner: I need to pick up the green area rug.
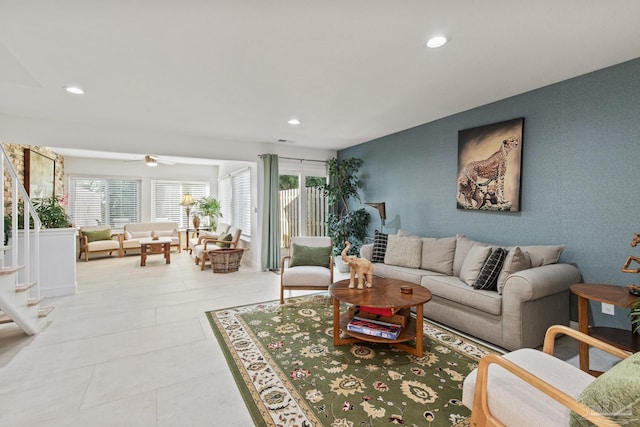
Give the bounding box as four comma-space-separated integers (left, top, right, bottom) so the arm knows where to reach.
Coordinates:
206, 294, 497, 427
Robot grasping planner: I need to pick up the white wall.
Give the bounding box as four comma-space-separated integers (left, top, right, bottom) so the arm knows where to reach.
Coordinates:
64, 157, 219, 222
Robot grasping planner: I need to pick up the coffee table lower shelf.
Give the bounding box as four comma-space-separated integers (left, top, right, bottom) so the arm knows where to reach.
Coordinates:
333, 305, 424, 357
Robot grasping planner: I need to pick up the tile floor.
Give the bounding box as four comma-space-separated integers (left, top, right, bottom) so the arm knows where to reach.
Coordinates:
0, 250, 618, 426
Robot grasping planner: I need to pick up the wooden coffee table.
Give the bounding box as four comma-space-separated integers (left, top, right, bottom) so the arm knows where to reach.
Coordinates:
329, 277, 432, 357
139, 237, 172, 266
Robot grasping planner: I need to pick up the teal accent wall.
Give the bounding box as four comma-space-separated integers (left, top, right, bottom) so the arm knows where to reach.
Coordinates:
339, 57, 640, 329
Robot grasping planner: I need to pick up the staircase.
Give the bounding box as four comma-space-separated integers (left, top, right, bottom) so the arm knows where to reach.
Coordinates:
0, 143, 53, 335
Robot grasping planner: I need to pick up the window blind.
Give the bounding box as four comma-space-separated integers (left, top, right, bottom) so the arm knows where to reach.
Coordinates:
151, 180, 210, 228
68, 177, 141, 228
218, 168, 251, 236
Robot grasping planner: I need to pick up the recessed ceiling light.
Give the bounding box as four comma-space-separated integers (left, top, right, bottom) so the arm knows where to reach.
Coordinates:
64, 86, 85, 95
287, 118, 301, 125
426, 36, 448, 49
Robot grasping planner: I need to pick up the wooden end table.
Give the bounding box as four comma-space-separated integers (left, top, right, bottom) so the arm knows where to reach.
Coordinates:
570, 283, 638, 375
139, 237, 172, 266
329, 277, 432, 357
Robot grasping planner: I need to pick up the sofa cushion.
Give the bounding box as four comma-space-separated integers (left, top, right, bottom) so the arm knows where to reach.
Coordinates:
289, 244, 332, 268
453, 234, 492, 277
372, 230, 388, 263
87, 239, 120, 251
460, 245, 492, 286
570, 351, 640, 426
384, 235, 422, 268
153, 229, 177, 238
83, 229, 112, 243
127, 230, 152, 239
497, 246, 531, 294
420, 236, 457, 275
373, 263, 443, 285
421, 275, 502, 315
397, 229, 420, 238
474, 248, 508, 291
521, 245, 565, 267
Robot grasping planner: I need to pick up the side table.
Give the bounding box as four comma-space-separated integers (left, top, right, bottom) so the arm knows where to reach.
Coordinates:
570, 283, 638, 375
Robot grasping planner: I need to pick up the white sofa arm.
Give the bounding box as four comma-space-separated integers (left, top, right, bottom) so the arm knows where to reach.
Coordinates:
502, 263, 582, 302
360, 243, 373, 261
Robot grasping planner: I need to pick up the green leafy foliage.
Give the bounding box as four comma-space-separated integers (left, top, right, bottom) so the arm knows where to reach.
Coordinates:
630, 298, 640, 333
321, 157, 369, 256
33, 196, 72, 229
196, 196, 222, 228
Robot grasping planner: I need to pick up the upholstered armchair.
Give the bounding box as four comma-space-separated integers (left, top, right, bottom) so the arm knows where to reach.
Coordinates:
188, 222, 230, 253
280, 236, 334, 304
78, 226, 122, 261
192, 227, 242, 270
463, 325, 635, 426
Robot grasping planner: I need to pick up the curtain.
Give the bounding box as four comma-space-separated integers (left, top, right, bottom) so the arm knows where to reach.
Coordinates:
260, 154, 280, 270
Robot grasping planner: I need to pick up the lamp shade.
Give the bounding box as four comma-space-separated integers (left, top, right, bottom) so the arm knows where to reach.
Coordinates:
180, 193, 195, 206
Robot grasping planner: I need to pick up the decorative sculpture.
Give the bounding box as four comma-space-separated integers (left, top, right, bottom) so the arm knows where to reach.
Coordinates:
621, 233, 640, 274
341, 241, 374, 289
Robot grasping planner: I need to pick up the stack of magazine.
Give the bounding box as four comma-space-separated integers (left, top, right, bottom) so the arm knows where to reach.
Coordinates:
346, 315, 402, 340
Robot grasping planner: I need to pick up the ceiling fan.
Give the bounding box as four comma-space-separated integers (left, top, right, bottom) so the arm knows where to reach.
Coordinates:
127, 154, 175, 167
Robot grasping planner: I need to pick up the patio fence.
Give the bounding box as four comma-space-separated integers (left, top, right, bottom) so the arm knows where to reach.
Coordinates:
279, 187, 327, 248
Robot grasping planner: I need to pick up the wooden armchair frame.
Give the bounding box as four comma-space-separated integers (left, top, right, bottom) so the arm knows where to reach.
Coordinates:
78, 232, 123, 262
471, 325, 630, 427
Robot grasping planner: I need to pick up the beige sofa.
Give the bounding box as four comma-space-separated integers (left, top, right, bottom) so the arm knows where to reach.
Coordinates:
360, 232, 582, 351
122, 222, 181, 254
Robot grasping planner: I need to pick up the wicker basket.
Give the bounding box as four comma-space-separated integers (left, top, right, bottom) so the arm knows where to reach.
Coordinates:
208, 248, 245, 273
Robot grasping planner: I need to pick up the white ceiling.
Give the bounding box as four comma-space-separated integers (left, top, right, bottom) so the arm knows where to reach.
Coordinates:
1, 1, 639, 162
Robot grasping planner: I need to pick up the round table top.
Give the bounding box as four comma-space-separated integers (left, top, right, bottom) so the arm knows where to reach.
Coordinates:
329, 277, 432, 308
139, 237, 172, 244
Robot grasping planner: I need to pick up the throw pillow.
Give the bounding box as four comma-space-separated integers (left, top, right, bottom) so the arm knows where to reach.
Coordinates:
570, 351, 640, 427
216, 232, 233, 248
474, 248, 508, 291
384, 235, 422, 268
397, 229, 420, 238
83, 229, 112, 243
289, 244, 332, 268
459, 245, 492, 286
371, 230, 388, 263
420, 236, 457, 275
453, 234, 492, 277
521, 245, 565, 267
496, 246, 531, 294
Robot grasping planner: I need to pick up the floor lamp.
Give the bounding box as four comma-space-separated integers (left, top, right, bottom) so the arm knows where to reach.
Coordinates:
180, 193, 195, 229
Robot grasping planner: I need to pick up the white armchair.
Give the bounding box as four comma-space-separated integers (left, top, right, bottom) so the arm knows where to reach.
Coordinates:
462, 325, 634, 427
280, 236, 334, 304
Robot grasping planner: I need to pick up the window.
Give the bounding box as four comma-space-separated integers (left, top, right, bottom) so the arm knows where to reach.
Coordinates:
218, 168, 251, 237
69, 177, 141, 228
151, 180, 210, 228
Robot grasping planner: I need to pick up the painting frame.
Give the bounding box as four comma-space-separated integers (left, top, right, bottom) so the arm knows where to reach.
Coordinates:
24, 149, 55, 199
456, 118, 524, 212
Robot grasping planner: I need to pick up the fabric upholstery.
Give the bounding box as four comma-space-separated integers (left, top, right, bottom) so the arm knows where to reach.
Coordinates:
86, 240, 120, 251
281, 265, 333, 287
83, 229, 112, 242
521, 245, 565, 267
153, 229, 176, 237
216, 232, 233, 248
497, 246, 531, 294
474, 248, 508, 290
129, 230, 152, 238
462, 348, 596, 427
571, 351, 640, 426
384, 234, 422, 268
422, 275, 502, 316
453, 234, 491, 277
373, 263, 444, 285
280, 236, 333, 303
420, 236, 457, 275
459, 245, 492, 286
371, 230, 388, 263
289, 244, 332, 268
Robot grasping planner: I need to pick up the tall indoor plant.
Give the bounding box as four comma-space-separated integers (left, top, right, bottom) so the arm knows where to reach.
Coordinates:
197, 196, 222, 230
322, 157, 369, 271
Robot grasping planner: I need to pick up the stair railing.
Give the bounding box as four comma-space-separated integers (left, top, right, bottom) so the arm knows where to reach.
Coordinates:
0, 142, 41, 296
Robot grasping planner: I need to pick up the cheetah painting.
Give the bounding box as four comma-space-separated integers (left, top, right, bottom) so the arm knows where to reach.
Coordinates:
457, 118, 523, 211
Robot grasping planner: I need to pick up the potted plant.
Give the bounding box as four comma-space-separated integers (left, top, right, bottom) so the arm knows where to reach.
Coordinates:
322, 157, 369, 272
197, 196, 222, 230
630, 297, 640, 333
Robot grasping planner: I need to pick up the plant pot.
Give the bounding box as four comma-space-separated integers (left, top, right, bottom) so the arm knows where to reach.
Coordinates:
335, 256, 350, 273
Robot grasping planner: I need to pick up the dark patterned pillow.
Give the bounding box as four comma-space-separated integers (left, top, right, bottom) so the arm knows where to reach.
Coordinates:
474, 248, 507, 291
371, 230, 388, 263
